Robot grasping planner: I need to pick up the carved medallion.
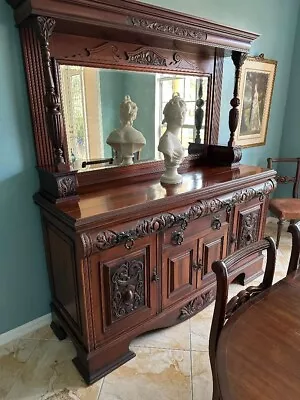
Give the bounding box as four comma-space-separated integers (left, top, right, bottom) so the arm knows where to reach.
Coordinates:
110, 259, 145, 322
179, 290, 215, 320
238, 210, 260, 249
129, 17, 207, 41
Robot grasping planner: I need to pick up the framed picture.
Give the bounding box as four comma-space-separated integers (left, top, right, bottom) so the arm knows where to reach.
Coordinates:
235, 54, 277, 148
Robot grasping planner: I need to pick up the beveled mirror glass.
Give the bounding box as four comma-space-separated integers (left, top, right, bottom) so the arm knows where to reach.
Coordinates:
60, 66, 209, 170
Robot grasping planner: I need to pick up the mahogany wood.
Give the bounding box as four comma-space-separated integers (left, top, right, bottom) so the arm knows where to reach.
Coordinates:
213, 269, 300, 400
287, 222, 300, 275
267, 157, 300, 248
33, 166, 277, 383
209, 237, 277, 400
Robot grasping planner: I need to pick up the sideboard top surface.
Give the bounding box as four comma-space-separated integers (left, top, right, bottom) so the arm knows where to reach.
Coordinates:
35, 165, 276, 230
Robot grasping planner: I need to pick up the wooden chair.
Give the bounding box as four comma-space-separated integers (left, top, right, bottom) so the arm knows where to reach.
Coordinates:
209, 237, 277, 400
267, 157, 300, 249
287, 221, 300, 274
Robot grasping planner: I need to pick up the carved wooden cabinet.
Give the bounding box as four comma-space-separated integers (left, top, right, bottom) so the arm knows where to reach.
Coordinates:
7, 0, 277, 386
36, 166, 276, 383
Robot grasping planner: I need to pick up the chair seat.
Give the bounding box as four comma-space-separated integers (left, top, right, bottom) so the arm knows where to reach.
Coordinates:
269, 198, 300, 219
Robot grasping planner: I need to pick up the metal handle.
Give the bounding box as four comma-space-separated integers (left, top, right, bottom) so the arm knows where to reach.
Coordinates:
193, 261, 203, 271
211, 216, 221, 230
152, 268, 160, 282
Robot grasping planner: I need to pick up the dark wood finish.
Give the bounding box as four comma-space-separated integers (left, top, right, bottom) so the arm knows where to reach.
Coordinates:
287, 222, 300, 274
209, 237, 277, 400
267, 157, 300, 248
7, 0, 260, 202
228, 51, 247, 147
33, 166, 277, 383
7, 0, 277, 386
213, 269, 300, 400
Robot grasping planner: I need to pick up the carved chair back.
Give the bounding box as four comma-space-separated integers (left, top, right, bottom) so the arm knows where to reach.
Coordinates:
209, 237, 276, 400
287, 222, 300, 275
267, 158, 300, 198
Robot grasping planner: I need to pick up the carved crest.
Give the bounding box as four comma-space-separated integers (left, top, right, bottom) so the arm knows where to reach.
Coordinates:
57, 176, 77, 198
129, 17, 207, 41
126, 49, 167, 66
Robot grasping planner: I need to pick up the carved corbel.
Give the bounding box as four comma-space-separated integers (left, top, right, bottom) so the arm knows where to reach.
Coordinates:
35, 16, 66, 169
228, 51, 247, 147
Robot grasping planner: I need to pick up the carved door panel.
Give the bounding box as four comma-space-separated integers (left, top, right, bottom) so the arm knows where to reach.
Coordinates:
161, 238, 198, 310
90, 235, 158, 346
198, 223, 229, 287
230, 199, 264, 253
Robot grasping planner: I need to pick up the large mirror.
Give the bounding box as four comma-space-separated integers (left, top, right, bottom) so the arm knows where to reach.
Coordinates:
60, 66, 209, 171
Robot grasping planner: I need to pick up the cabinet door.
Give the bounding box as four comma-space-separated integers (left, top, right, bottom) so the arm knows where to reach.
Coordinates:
90, 235, 158, 345
161, 238, 198, 309
230, 198, 265, 253
198, 224, 229, 287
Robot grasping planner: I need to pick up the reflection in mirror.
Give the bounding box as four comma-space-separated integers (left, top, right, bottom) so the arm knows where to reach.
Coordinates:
60, 66, 209, 170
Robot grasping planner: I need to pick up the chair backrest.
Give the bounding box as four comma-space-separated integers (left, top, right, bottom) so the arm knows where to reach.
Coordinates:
287, 221, 300, 275
209, 237, 276, 400
267, 157, 300, 198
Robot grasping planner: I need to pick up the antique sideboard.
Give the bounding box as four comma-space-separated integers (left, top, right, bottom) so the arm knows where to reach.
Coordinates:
7, 0, 276, 384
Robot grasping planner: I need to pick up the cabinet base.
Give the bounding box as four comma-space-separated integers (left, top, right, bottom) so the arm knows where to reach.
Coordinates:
73, 350, 136, 385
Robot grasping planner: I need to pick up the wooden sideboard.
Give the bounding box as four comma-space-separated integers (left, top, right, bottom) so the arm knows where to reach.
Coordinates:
34, 165, 276, 383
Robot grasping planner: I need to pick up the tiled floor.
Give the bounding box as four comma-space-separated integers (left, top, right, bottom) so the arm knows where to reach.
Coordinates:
0, 219, 291, 400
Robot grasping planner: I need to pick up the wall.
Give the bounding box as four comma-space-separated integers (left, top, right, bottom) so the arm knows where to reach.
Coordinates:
276, 14, 300, 197
141, 0, 300, 167
1, 0, 300, 334
0, 3, 50, 334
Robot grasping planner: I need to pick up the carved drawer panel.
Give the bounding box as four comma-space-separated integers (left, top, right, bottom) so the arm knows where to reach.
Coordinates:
89, 236, 158, 346
237, 206, 261, 249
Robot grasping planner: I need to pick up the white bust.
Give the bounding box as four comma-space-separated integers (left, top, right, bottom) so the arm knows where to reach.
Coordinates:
106, 95, 146, 165
158, 93, 187, 184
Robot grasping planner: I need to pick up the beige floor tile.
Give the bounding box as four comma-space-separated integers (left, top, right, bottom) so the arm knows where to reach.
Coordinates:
131, 319, 190, 350
22, 325, 59, 341
100, 347, 192, 400
0, 338, 39, 399
190, 314, 211, 352
191, 351, 212, 400
6, 340, 102, 400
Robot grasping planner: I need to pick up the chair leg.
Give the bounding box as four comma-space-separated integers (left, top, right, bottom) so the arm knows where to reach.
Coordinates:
276, 218, 284, 249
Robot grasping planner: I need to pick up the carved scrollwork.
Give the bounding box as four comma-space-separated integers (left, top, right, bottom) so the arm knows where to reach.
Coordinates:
129, 17, 207, 41
57, 176, 77, 198
276, 175, 295, 184
225, 285, 263, 319
179, 290, 215, 320
81, 180, 276, 256
110, 259, 145, 321
126, 49, 167, 66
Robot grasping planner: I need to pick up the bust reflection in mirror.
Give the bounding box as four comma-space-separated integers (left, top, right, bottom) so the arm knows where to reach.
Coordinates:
158, 93, 187, 184
106, 95, 146, 166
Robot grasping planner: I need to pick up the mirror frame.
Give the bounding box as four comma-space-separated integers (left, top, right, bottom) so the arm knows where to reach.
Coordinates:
7, 0, 259, 202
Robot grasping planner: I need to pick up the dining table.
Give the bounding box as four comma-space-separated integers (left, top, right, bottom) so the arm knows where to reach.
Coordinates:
216, 269, 300, 400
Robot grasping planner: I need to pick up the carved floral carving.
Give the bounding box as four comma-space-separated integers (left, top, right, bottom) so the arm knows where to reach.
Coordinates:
225, 285, 263, 319
129, 17, 207, 41
81, 180, 276, 257
126, 49, 167, 66
110, 259, 145, 321
57, 176, 77, 198
179, 290, 215, 320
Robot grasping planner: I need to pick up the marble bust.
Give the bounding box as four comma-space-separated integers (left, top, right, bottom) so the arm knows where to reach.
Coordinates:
158, 93, 187, 184
106, 95, 146, 165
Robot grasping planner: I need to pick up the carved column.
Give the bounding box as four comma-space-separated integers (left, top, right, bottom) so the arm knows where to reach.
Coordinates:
35, 16, 66, 169
195, 79, 205, 144
228, 51, 247, 147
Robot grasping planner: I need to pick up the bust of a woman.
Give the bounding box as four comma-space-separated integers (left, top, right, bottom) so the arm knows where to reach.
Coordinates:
106, 95, 146, 165
158, 93, 187, 184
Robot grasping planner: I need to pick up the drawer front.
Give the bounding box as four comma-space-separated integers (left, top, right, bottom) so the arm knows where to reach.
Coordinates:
90, 235, 158, 346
